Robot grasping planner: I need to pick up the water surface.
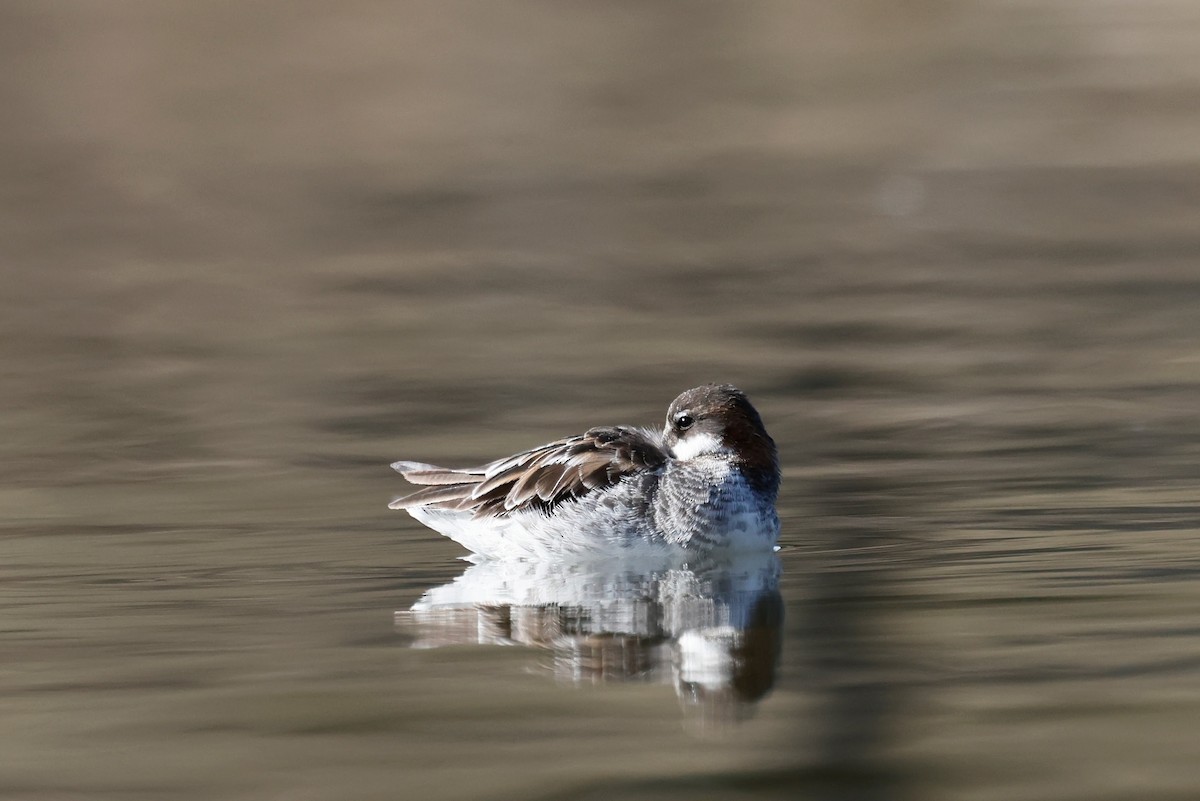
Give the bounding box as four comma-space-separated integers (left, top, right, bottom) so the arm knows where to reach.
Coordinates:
3, 3, 1200, 800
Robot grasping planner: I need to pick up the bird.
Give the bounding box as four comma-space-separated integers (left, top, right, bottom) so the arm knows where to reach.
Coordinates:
389, 384, 779, 559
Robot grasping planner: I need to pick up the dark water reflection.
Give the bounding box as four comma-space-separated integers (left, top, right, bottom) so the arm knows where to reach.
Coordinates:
5, 2, 1200, 800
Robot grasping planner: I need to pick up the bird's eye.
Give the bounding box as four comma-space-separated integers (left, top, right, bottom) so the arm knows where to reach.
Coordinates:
674, 413, 695, 431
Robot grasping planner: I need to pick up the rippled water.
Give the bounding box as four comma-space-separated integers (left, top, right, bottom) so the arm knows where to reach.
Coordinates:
4, 3, 1200, 800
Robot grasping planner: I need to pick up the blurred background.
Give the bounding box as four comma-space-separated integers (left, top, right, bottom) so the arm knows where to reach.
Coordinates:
3, 2, 1199, 800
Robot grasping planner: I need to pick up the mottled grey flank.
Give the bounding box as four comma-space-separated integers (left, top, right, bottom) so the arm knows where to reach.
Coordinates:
409, 454, 779, 559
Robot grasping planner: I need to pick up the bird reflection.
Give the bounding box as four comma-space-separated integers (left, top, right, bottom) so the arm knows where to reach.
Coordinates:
398, 551, 783, 726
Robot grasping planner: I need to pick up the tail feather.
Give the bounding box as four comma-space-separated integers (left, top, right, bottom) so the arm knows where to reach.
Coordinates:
390, 459, 484, 510
391, 460, 441, 474
389, 483, 479, 510
399, 469, 483, 486
391, 461, 484, 483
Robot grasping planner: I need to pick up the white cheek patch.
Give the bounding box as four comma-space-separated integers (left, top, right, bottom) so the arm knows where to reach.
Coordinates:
671, 431, 726, 461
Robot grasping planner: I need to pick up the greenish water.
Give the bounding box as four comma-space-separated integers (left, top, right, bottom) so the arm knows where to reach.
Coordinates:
3, 3, 1200, 800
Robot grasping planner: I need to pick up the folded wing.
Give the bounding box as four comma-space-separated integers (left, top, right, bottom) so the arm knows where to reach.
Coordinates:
390, 426, 667, 517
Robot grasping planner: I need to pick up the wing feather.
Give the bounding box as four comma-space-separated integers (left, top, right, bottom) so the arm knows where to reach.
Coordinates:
389, 426, 667, 518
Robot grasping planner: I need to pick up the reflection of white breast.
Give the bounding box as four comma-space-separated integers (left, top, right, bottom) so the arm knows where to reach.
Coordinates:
400, 552, 783, 727
677, 628, 739, 688
411, 552, 778, 617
